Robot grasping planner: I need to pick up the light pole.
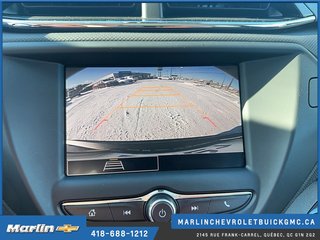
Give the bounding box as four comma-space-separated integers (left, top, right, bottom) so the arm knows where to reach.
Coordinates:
227, 77, 234, 90
180, 67, 184, 79
157, 67, 163, 78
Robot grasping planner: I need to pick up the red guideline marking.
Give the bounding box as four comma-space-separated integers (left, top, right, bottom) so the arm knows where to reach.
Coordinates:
203, 116, 217, 128
94, 105, 122, 130
94, 114, 112, 130
94, 97, 129, 130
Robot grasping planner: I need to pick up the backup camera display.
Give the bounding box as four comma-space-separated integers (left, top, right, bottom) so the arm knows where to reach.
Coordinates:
66, 66, 244, 175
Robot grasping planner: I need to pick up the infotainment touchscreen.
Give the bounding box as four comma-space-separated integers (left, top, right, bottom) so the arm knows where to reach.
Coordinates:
66, 66, 244, 176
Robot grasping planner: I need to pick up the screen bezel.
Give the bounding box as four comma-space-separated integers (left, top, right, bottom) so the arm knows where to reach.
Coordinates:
64, 64, 246, 176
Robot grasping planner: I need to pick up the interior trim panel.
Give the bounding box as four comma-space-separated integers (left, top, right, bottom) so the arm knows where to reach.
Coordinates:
3, 16, 316, 31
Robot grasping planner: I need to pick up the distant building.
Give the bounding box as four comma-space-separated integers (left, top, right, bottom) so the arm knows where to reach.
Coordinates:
98, 71, 151, 81
92, 81, 107, 90
67, 71, 152, 98
67, 83, 90, 98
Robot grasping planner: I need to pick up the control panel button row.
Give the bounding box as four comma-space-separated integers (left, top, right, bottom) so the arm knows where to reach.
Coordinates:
63, 204, 113, 221
108, 201, 145, 221
208, 194, 251, 213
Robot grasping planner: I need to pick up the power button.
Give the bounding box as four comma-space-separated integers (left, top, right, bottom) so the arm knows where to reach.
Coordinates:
146, 194, 177, 222
159, 209, 167, 218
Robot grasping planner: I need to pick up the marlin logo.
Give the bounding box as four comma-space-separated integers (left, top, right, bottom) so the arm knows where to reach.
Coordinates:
6, 224, 55, 233
6, 224, 80, 233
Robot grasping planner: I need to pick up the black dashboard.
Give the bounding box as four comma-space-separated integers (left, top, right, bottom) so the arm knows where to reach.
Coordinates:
2, 2, 318, 221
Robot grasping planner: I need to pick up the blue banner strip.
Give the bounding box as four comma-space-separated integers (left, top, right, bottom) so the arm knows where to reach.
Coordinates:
172, 214, 320, 229
0, 216, 158, 240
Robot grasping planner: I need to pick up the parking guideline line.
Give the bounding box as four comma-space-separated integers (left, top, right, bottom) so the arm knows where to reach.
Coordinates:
203, 116, 218, 127
128, 93, 180, 97
94, 85, 179, 130
138, 86, 172, 89
94, 83, 197, 130
174, 86, 219, 129
118, 104, 194, 109
93, 98, 126, 130
136, 89, 174, 92
93, 86, 140, 130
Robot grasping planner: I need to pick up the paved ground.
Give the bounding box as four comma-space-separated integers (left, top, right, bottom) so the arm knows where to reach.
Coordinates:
66, 79, 241, 141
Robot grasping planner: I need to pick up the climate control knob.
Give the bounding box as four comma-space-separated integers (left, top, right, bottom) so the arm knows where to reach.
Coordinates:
146, 194, 177, 222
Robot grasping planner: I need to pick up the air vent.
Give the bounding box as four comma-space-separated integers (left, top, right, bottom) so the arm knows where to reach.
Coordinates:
21, 3, 135, 8
2, 2, 316, 31
163, 2, 304, 19
3, 2, 141, 17
167, 3, 270, 10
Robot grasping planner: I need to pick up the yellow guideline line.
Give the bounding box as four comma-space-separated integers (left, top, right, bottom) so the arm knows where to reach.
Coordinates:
94, 97, 128, 130
118, 104, 194, 109
136, 89, 174, 92
139, 86, 171, 88
128, 93, 180, 97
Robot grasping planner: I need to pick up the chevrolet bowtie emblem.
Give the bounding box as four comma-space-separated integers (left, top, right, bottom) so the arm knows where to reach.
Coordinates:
56, 224, 79, 233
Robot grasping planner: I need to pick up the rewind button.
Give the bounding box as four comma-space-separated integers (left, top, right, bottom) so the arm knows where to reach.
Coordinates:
109, 201, 145, 221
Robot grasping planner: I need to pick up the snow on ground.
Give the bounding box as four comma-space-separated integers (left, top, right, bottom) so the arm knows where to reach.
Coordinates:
66, 79, 241, 141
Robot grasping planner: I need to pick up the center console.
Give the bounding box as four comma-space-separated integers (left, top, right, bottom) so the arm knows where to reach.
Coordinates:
61, 64, 251, 222
3, 32, 317, 217
63, 190, 252, 222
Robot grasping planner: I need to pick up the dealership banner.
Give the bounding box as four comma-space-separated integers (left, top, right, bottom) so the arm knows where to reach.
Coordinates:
0, 216, 158, 240
172, 214, 319, 229
1, 215, 320, 240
